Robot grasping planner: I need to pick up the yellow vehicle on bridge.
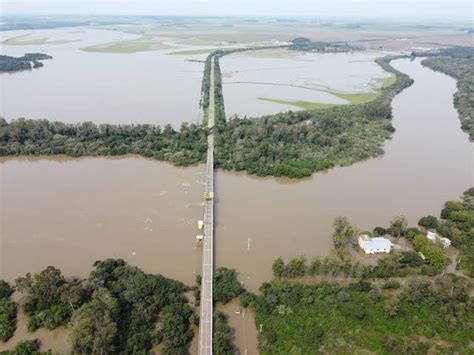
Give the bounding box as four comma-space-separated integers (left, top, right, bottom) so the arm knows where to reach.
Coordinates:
203, 192, 214, 200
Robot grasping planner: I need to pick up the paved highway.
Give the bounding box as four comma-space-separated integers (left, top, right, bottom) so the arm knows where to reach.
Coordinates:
199, 57, 215, 355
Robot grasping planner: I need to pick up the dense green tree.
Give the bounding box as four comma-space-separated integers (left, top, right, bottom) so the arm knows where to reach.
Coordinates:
389, 215, 408, 237
413, 235, 449, 272
213, 311, 233, 355
15, 266, 70, 331
405, 227, 421, 241
418, 215, 439, 229
436, 189, 473, 276
332, 216, 357, 248
214, 268, 242, 303
70, 288, 119, 355
372, 227, 387, 236
285, 256, 307, 278
159, 303, 194, 355
272, 257, 285, 278
0, 299, 16, 342
0, 282, 14, 300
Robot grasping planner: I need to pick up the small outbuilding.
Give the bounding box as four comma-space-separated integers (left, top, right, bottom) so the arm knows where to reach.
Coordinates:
427, 230, 439, 241
358, 234, 392, 254
426, 230, 451, 249
440, 237, 452, 249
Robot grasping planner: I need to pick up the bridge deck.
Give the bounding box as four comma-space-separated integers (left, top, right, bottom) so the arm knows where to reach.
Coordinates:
199, 57, 215, 355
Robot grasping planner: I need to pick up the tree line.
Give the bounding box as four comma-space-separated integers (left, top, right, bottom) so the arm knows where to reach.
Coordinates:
416, 47, 474, 140
289, 37, 363, 52
0, 118, 208, 166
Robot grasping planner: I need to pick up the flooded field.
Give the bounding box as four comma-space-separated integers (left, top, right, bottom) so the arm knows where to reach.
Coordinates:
220, 49, 392, 117
0, 28, 205, 126
0, 58, 472, 352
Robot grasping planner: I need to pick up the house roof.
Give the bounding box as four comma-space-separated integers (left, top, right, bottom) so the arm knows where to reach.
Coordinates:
361, 237, 391, 250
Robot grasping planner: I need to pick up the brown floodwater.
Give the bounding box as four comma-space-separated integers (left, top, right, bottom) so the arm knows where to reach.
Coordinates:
0, 156, 205, 286
216, 58, 472, 291
0, 58, 472, 352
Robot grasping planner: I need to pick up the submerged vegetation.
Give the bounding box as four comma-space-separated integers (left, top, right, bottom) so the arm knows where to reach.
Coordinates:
0, 53, 52, 73
0, 118, 207, 166
10, 259, 196, 354
419, 46, 474, 140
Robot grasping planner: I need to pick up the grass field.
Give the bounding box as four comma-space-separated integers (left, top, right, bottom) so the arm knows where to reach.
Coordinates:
331, 74, 396, 104
169, 48, 225, 56
3, 34, 79, 45
81, 35, 173, 53
258, 75, 394, 110
258, 97, 336, 110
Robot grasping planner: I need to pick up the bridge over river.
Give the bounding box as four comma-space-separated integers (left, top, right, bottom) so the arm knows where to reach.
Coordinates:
198, 57, 215, 355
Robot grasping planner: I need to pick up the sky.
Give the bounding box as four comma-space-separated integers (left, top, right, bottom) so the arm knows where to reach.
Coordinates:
1, 0, 473, 22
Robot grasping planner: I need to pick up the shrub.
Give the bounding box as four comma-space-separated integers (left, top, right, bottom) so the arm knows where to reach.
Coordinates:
214, 268, 242, 303
418, 215, 439, 229
381, 280, 401, 289
0, 281, 14, 299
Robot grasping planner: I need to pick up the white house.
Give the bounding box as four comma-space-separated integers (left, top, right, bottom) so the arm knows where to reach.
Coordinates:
358, 235, 392, 254
440, 237, 452, 249
426, 230, 451, 249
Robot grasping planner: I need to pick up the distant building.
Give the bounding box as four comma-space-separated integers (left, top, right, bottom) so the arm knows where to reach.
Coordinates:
358, 234, 392, 254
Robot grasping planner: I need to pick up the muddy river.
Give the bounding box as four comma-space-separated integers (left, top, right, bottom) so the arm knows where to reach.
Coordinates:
0, 58, 472, 352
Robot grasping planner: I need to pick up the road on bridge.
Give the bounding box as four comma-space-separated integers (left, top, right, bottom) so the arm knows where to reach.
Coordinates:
199, 56, 215, 355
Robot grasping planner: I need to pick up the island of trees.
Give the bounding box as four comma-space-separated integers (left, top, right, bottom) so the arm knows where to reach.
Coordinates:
212, 51, 413, 178
0, 53, 52, 73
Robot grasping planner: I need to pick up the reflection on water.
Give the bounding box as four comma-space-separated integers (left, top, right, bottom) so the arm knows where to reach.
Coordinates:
1, 59, 472, 295
0, 28, 205, 126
